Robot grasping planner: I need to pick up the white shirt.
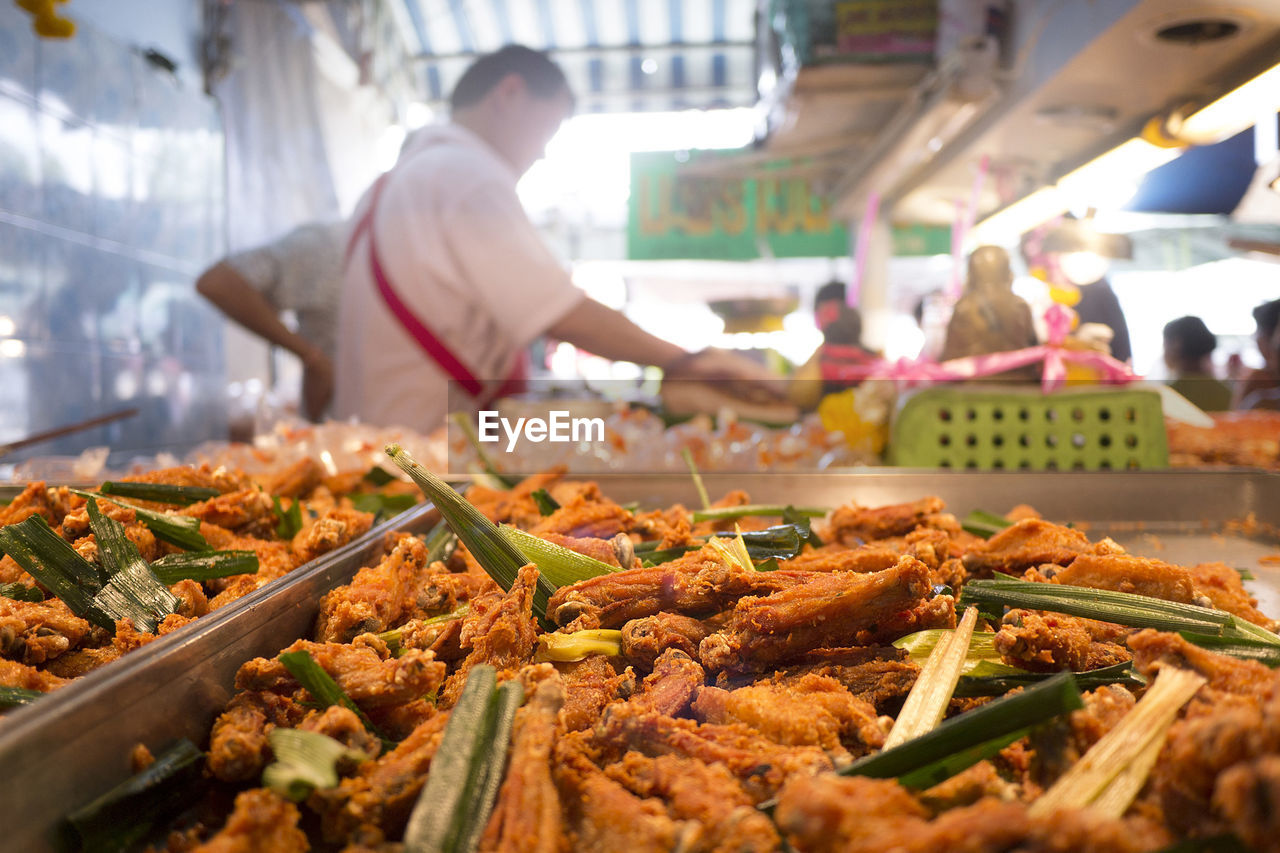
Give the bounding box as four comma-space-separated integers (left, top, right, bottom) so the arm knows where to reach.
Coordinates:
224, 222, 345, 361
333, 124, 585, 430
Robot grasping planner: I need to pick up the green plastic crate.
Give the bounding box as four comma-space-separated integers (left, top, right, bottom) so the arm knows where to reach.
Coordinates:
887, 386, 1169, 470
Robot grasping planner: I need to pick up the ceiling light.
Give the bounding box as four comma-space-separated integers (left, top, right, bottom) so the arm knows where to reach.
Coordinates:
968, 187, 1067, 247
969, 136, 1183, 247
641, 58, 658, 75
1174, 62, 1280, 144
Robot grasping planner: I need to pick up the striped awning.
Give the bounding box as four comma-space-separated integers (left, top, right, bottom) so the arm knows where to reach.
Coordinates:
393, 0, 759, 112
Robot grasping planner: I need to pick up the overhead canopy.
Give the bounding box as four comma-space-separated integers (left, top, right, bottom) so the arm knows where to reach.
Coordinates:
393, 0, 758, 112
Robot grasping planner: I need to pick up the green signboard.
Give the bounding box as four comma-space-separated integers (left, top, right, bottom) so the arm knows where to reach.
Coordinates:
627, 150, 850, 260
627, 151, 952, 261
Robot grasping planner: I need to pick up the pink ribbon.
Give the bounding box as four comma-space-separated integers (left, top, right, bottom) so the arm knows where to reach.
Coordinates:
820, 306, 1140, 393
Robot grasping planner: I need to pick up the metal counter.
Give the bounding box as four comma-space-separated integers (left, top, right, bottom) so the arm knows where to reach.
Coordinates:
2, 470, 1279, 851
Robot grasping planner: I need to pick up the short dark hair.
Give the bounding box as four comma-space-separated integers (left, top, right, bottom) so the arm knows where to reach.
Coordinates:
449, 45, 571, 111
1163, 315, 1216, 361
815, 280, 846, 306
1253, 299, 1280, 338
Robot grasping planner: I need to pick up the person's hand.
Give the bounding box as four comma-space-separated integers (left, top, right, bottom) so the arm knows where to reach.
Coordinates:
660, 348, 799, 423
1226, 352, 1244, 380
663, 348, 786, 402
300, 348, 334, 422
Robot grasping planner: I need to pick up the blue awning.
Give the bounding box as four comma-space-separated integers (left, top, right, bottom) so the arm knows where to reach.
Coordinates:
396, 0, 758, 111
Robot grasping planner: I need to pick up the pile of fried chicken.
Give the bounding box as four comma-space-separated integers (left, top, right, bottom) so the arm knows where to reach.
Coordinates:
165, 472, 1279, 852
0, 460, 390, 694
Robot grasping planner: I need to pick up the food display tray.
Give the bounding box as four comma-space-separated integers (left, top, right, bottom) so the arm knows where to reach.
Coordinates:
3, 471, 1279, 852
0, 502, 441, 853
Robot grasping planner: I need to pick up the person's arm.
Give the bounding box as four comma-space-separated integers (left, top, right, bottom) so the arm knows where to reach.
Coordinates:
544, 297, 684, 369
195, 261, 333, 420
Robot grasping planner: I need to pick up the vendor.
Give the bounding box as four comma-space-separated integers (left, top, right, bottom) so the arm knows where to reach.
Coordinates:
333, 46, 776, 429
196, 222, 344, 422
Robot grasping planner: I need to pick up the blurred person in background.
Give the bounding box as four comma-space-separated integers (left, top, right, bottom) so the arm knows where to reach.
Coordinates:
1233, 299, 1280, 411
1162, 316, 1231, 412
1229, 299, 1280, 409
196, 222, 344, 422
335, 46, 777, 430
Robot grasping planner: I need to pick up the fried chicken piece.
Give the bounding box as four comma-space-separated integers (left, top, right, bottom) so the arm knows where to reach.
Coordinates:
598, 704, 833, 802
209, 690, 309, 782
0, 596, 90, 665
290, 506, 374, 565
122, 463, 245, 493
61, 503, 165, 563
202, 534, 298, 608
0, 555, 31, 586
774, 772, 927, 852
1054, 553, 1204, 604
188, 789, 308, 853
529, 492, 633, 540
1128, 629, 1274, 697
961, 518, 1096, 577
439, 563, 540, 707
630, 506, 697, 550
554, 732, 690, 852
1030, 684, 1137, 787
312, 712, 450, 842
772, 652, 921, 714
692, 673, 884, 760
255, 457, 325, 499
1212, 754, 1280, 852
819, 497, 945, 546
536, 531, 628, 568
181, 489, 277, 535
916, 760, 1018, 812
625, 648, 705, 717
994, 610, 1130, 672
0, 481, 62, 527
298, 705, 381, 759
699, 558, 934, 673
605, 752, 781, 852
547, 542, 802, 630
235, 640, 445, 710
479, 676, 565, 853
315, 535, 436, 642
43, 618, 157, 677
557, 655, 635, 732
621, 612, 713, 668
170, 579, 210, 619
1187, 560, 1277, 630
778, 545, 900, 574
466, 468, 568, 527
778, 776, 1170, 853
0, 656, 68, 692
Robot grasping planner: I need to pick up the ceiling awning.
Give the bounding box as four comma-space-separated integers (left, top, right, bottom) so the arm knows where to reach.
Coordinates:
394, 0, 758, 112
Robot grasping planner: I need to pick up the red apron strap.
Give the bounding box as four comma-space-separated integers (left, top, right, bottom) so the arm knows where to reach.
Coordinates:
344, 171, 528, 402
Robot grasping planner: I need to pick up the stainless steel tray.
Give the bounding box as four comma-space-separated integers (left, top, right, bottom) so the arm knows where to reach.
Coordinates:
4, 471, 1280, 852
0, 502, 440, 853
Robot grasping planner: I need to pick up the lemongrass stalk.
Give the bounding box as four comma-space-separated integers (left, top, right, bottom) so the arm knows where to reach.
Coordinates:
1179, 632, 1280, 666
1029, 666, 1206, 818
99, 481, 219, 505
884, 607, 979, 749
894, 629, 1002, 674
387, 443, 556, 622
961, 577, 1232, 635
263, 728, 370, 802
681, 448, 711, 510
535, 629, 623, 662
705, 532, 752, 573
500, 526, 618, 586
149, 550, 259, 584
691, 504, 828, 522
